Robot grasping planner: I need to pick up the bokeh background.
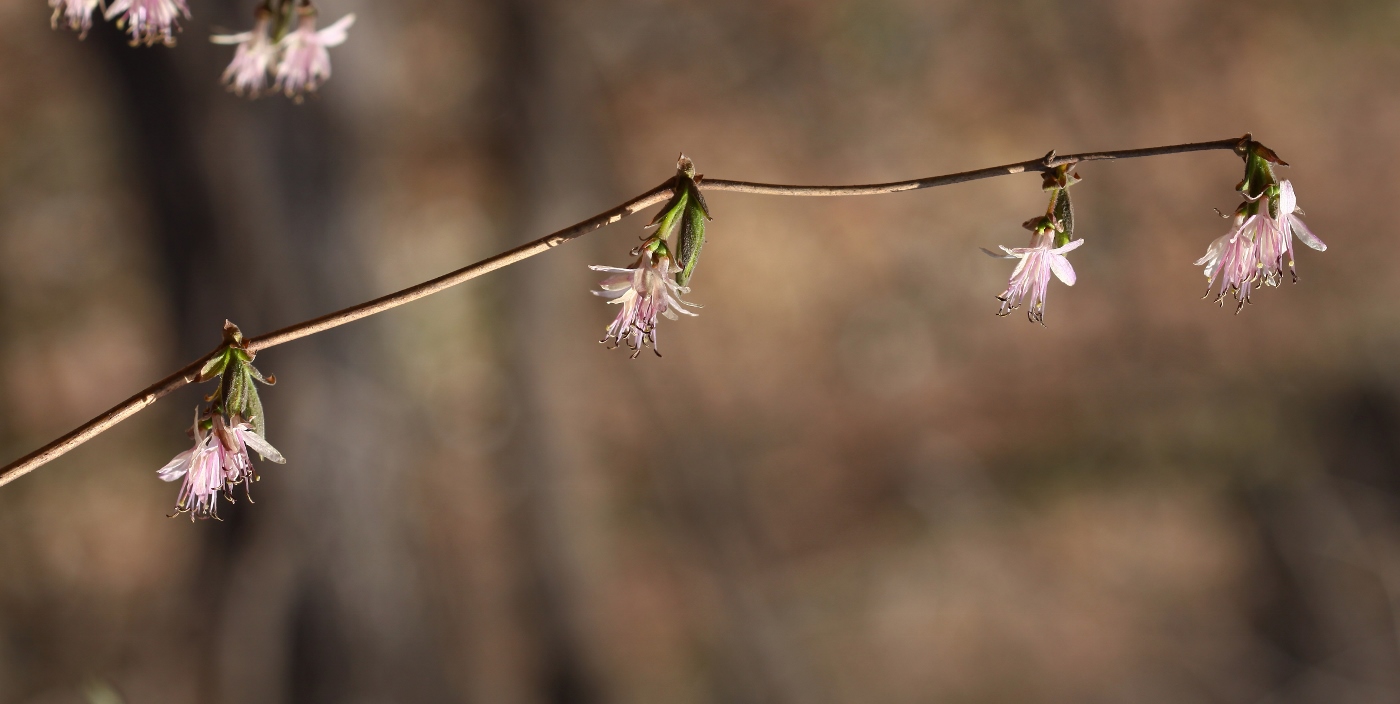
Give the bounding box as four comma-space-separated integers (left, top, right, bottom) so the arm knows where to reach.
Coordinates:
0, 0, 1395, 702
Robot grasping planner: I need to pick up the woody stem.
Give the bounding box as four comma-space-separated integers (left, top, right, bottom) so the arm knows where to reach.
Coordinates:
0, 134, 1250, 487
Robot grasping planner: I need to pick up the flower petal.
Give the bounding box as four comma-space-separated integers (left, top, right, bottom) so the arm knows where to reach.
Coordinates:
241, 429, 286, 464
1051, 238, 1085, 255
1288, 215, 1326, 251
596, 274, 632, 291
158, 450, 194, 481
980, 247, 1016, 260
316, 14, 355, 47
1049, 254, 1077, 285
1278, 180, 1297, 216
211, 31, 254, 45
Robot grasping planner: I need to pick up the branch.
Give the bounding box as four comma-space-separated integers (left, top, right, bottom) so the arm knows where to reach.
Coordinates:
0, 134, 1250, 487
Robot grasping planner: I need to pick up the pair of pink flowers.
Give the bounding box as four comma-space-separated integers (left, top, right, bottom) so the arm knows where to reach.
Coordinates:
213, 9, 355, 98
1195, 180, 1326, 310
987, 180, 1325, 322
50, 0, 187, 45
157, 413, 284, 520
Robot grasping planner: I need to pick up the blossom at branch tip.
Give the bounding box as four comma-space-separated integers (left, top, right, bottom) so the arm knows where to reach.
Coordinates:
49, 0, 101, 38
212, 12, 277, 97
158, 413, 284, 520
989, 227, 1084, 324
274, 11, 356, 99
591, 247, 699, 358
104, 0, 190, 47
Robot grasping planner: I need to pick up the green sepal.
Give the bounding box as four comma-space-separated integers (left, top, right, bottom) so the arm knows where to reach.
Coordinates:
246, 378, 267, 438
198, 350, 230, 383
219, 356, 273, 432
1051, 188, 1075, 247
223, 361, 247, 423
648, 186, 689, 241
1238, 141, 1283, 201
676, 197, 707, 286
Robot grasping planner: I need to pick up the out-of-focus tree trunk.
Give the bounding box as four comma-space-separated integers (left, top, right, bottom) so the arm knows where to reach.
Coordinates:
92, 9, 452, 703
483, 0, 610, 701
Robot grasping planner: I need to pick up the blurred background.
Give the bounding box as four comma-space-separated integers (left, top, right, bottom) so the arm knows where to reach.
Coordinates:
0, 0, 1395, 702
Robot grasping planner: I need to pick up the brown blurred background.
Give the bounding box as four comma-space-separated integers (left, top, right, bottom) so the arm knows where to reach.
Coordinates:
0, 0, 1395, 702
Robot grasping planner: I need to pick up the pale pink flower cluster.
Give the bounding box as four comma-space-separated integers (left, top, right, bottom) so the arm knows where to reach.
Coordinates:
158, 415, 284, 520
591, 249, 700, 357
105, 0, 190, 46
990, 228, 1085, 324
211, 12, 354, 98
49, 0, 100, 38
1196, 180, 1326, 311
213, 12, 354, 98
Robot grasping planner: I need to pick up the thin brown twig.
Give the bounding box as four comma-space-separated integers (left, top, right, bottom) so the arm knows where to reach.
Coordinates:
0, 134, 1250, 487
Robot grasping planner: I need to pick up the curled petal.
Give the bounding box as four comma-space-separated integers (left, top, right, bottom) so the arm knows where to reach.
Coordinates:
1289, 216, 1326, 252
316, 13, 356, 47
239, 426, 285, 464
1278, 180, 1297, 217
157, 449, 194, 482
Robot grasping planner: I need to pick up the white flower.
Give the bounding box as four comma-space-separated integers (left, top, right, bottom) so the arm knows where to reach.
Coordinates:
212, 12, 278, 97
591, 248, 699, 357
158, 422, 223, 519
104, 0, 190, 47
990, 228, 1084, 324
274, 12, 355, 98
49, 0, 101, 38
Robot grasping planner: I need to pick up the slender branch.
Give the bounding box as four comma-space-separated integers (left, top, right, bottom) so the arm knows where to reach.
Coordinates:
0, 135, 1250, 487
701, 136, 1245, 196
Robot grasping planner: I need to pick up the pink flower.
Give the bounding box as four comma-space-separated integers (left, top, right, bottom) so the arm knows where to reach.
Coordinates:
104, 0, 190, 47
274, 12, 355, 98
1195, 210, 1274, 311
158, 425, 223, 519
212, 12, 277, 97
158, 414, 284, 520
591, 248, 699, 357
49, 0, 100, 38
991, 228, 1084, 324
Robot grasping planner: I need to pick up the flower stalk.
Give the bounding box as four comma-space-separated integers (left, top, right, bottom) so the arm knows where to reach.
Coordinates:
157, 321, 284, 520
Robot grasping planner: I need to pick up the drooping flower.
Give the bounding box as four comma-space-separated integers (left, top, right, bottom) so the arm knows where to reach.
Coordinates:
274, 11, 355, 98
104, 0, 190, 47
1195, 208, 1274, 311
212, 10, 278, 97
49, 0, 101, 38
158, 412, 284, 520
991, 223, 1084, 324
158, 419, 225, 519
591, 246, 699, 357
